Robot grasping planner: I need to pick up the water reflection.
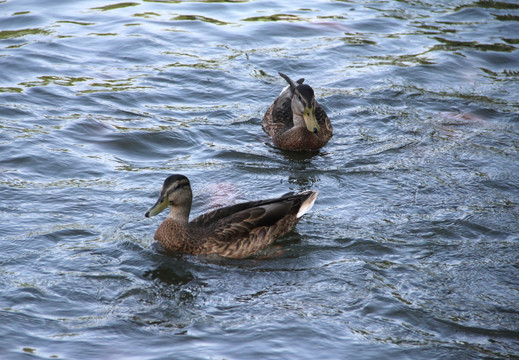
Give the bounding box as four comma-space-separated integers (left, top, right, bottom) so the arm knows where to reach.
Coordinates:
143, 264, 194, 286
0, 28, 52, 39
172, 14, 230, 25
431, 36, 516, 52
90, 2, 140, 12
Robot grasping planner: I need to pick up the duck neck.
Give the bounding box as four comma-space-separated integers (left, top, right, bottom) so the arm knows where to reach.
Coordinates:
167, 205, 190, 224
292, 113, 306, 129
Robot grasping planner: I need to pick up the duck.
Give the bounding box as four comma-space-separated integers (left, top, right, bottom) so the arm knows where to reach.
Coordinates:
262, 72, 333, 151
145, 174, 318, 259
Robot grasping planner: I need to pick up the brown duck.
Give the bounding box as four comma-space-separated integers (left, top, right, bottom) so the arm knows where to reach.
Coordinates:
262, 72, 333, 151
145, 174, 318, 259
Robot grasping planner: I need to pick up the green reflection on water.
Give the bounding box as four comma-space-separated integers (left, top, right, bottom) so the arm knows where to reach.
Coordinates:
413, 23, 457, 35
242, 14, 302, 22
171, 14, 229, 25
134, 12, 161, 18
432, 37, 516, 52
56, 20, 95, 26
91, 2, 139, 11
481, 68, 519, 80
492, 14, 519, 21
366, 52, 435, 67
19, 76, 93, 88
0, 87, 23, 93
502, 38, 519, 44
6, 43, 28, 49
164, 61, 218, 69
341, 35, 377, 46
456, 0, 519, 10
79, 78, 153, 94
0, 28, 51, 39
88, 32, 118, 36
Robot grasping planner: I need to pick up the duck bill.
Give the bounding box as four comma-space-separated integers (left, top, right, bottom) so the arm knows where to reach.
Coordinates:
145, 195, 168, 218
303, 106, 320, 134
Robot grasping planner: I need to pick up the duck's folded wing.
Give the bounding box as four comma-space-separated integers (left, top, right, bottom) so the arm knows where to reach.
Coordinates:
212, 201, 294, 240
192, 198, 296, 240
263, 95, 293, 136
316, 102, 333, 138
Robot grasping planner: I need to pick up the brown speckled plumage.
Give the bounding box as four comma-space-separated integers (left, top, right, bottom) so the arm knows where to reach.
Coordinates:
145, 174, 318, 259
263, 72, 333, 151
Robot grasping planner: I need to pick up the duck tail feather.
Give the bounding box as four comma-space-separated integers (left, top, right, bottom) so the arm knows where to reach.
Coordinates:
296, 190, 318, 218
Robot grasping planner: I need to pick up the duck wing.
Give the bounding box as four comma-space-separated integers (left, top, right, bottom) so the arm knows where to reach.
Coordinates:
191, 191, 317, 258
191, 191, 316, 240
262, 90, 293, 137
315, 101, 333, 141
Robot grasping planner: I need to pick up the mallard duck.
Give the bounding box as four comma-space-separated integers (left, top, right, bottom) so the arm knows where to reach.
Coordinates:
145, 174, 318, 259
262, 72, 333, 151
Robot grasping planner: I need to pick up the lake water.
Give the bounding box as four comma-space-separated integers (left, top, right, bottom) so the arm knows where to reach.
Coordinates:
1, 0, 518, 359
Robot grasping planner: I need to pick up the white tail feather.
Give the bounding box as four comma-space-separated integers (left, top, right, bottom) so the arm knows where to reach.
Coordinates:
296, 191, 318, 218
279, 84, 290, 96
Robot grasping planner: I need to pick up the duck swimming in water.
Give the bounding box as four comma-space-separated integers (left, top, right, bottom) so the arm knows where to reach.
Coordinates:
262, 72, 333, 151
145, 174, 318, 259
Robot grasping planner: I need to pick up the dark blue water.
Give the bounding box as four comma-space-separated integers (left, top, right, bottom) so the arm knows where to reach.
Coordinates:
1, 0, 518, 359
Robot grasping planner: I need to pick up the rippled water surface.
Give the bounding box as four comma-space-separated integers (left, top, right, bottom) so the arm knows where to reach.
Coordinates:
1, 0, 519, 358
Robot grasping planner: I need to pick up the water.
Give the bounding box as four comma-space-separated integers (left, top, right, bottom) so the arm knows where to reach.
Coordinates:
1, 0, 518, 358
